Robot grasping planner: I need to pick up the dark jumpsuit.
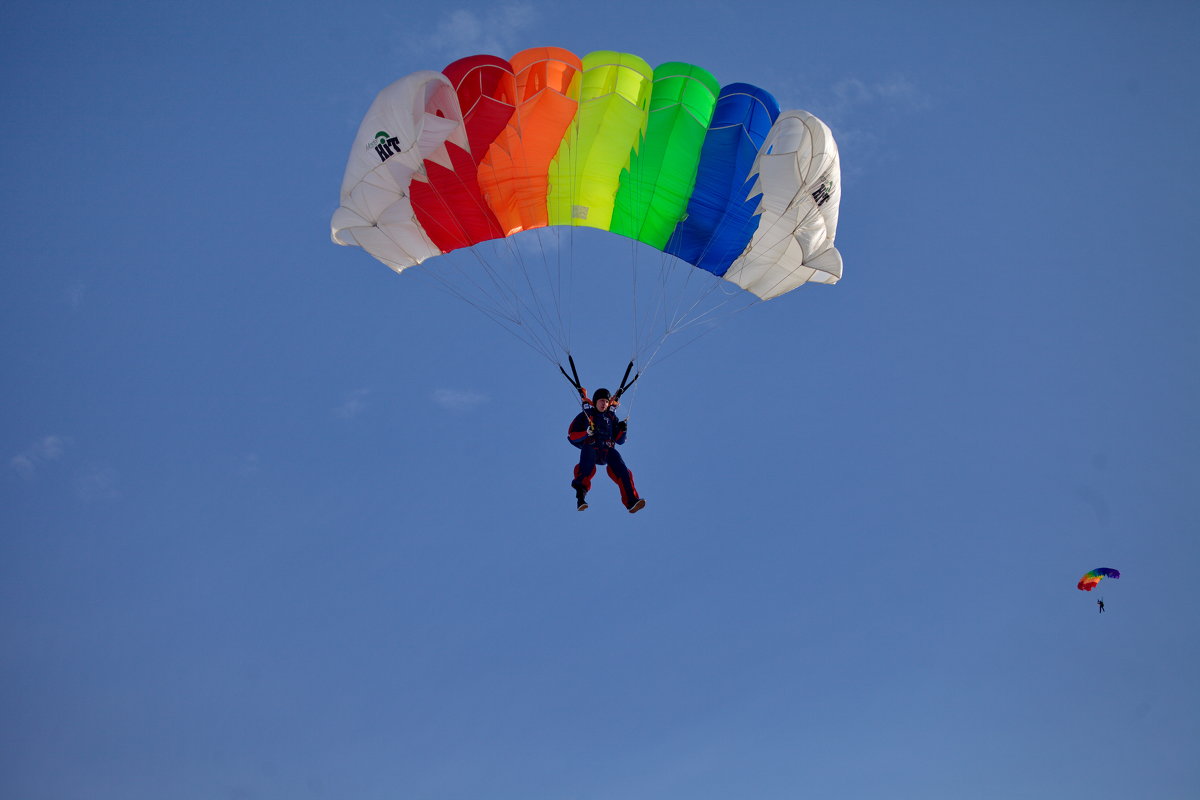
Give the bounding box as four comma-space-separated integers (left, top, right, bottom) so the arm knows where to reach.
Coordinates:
568, 406, 639, 507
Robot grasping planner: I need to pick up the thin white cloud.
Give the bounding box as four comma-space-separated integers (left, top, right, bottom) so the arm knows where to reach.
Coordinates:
432, 388, 487, 411
11, 455, 35, 479
334, 388, 370, 419
237, 453, 261, 478
825, 75, 930, 121
768, 73, 931, 183
772, 72, 930, 125
10, 435, 68, 478
77, 465, 119, 502
66, 281, 87, 308
419, 3, 537, 57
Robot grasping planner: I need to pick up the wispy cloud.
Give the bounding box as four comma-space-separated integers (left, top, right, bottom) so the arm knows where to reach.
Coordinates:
769, 72, 931, 180
418, 3, 537, 58
824, 75, 930, 122
77, 465, 119, 502
334, 388, 370, 419
237, 453, 261, 478
773, 72, 930, 125
432, 388, 487, 411
341, 5, 537, 137
10, 435, 68, 478
66, 281, 87, 309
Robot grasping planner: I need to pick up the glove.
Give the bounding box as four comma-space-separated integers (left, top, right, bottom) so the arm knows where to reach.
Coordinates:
617, 420, 627, 434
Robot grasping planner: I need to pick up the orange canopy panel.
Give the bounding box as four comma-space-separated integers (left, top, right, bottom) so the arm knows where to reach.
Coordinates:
477, 47, 582, 235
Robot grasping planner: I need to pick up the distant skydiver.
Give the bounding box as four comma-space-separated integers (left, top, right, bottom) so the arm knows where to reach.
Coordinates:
1077, 569, 1120, 609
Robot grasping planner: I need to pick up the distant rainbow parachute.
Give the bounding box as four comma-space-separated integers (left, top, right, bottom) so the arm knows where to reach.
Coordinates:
1077, 568, 1120, 591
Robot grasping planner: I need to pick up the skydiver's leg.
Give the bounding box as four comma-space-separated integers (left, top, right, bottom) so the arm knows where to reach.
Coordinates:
573, 447, 597, 496
604, 450, 640, 508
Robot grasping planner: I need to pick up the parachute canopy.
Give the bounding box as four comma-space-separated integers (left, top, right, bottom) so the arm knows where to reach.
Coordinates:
1077, 568, 1120, 591
331, 47, 842, 301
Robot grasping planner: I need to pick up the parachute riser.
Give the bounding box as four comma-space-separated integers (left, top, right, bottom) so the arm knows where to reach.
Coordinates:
559, 353, 591, 409
612, 359, 640, 421
557, 356, 640, 416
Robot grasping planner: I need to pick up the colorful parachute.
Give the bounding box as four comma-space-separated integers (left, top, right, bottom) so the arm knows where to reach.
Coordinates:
1077, 568, 1120, 591
331, 48, 842, 372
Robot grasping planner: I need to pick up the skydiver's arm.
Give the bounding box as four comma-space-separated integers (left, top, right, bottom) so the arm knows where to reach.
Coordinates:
567, 411, 593, 448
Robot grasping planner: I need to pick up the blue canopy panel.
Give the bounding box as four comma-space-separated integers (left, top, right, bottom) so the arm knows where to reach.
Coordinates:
664, 83, 780, 276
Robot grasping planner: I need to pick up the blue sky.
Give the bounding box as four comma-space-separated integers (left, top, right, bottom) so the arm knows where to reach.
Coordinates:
3, 1, 1199, 798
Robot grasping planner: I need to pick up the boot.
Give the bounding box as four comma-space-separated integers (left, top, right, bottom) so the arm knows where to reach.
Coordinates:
626, 497, 646, 514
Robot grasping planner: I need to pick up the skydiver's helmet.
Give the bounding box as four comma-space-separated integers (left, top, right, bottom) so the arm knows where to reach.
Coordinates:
592, 388, 611, 402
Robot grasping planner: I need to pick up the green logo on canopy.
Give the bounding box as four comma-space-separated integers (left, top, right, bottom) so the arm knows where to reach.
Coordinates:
372, 131, 401, 162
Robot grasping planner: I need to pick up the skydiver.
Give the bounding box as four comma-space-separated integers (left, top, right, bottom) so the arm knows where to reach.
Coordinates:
1097, 598, 1105, 613
568, 388, 645, 513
